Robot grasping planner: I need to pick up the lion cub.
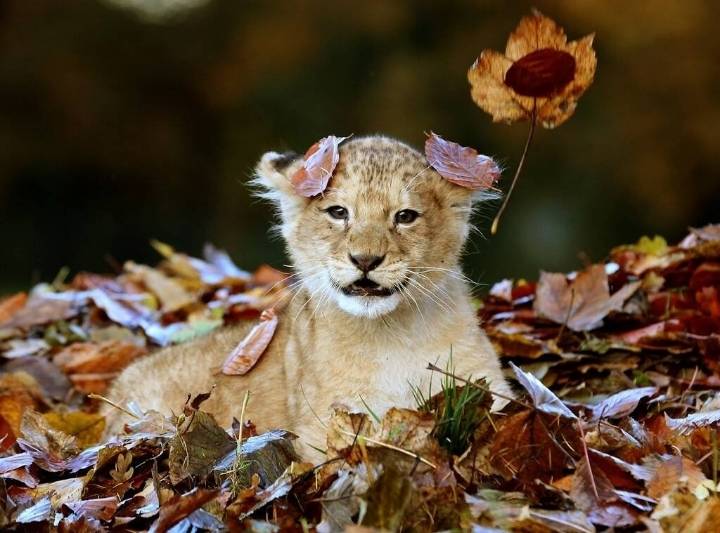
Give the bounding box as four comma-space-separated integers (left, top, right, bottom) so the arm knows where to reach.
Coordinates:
105, 136, 512, 454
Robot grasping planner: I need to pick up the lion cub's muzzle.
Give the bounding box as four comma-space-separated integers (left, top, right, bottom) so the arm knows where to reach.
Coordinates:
341, 276, 395, 297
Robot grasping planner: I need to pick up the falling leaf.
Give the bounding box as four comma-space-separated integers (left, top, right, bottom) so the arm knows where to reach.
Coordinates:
590, 387, 657, 420
534, 265, 641, 331
290, 135, 348, 197
467, 10, 596, 128
221, 308, 278, 375
424, 133, 501, 190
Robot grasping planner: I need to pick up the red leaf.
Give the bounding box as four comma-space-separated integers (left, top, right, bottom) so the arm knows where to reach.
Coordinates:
504, 48, 576, 97
290, 135, 348, 197
424, 133, 500, 190
221, 308, 279, 375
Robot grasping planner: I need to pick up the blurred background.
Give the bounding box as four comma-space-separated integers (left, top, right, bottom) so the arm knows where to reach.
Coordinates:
1, 0, 718, 294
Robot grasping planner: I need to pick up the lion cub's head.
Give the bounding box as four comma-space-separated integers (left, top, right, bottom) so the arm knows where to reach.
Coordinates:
254, 136, 491, 318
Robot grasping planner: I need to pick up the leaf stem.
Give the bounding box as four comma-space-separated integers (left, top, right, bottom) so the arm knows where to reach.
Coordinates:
491, 102, 537, 235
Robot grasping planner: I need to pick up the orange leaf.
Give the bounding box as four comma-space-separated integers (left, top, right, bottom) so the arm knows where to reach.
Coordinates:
0, 292, 28, 325
221, 308, 278, 375
467, 10, 596, 128
424, 133, 500, 190
54, 341, 147, 376
290, 135, 348, 197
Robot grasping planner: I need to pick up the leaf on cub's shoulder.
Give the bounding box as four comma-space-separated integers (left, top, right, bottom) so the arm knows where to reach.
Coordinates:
168, 409, 235, 485
221, 308, 278, 376
424, 132, 501, 190
290, 135, 349, 197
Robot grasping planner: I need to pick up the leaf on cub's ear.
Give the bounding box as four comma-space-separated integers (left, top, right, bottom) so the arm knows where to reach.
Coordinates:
290, 135, 349, 197
221, 308, 278, 376
424, 133, 501, 190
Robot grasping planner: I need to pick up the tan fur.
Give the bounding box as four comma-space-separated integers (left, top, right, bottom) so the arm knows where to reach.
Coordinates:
105, 136, 512, 457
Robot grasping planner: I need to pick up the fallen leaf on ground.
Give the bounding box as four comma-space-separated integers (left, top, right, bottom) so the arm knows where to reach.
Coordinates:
0, 292, 27, 324
534, 264, 641, 331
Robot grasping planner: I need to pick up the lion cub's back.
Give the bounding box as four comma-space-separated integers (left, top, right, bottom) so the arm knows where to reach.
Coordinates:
103, 320, 287, 434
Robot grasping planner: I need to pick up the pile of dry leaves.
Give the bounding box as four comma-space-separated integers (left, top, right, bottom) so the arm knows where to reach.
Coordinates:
0, 225, 718, 531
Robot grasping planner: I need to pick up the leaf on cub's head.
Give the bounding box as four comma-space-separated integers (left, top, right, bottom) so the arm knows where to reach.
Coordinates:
424, 133, 501, 190
221, 308, 278, 376
291, 135, 349, 197
467, 10, 596, 128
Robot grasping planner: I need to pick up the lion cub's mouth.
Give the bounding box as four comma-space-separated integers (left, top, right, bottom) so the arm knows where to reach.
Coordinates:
341, 277, 395, 297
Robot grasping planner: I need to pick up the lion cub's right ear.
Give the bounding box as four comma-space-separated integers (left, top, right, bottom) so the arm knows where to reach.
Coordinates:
252, 151, 307, 221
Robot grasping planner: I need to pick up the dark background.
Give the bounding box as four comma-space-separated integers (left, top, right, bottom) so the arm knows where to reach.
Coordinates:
1, 0, 718, 295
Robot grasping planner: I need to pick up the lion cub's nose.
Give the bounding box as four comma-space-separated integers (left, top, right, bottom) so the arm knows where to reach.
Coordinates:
349, 253, 385, 273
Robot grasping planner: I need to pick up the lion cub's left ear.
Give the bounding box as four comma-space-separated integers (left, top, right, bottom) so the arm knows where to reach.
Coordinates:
252, 151, 307, 218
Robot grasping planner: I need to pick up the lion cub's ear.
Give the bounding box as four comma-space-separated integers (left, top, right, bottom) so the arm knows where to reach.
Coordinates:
252, 151, 307, 220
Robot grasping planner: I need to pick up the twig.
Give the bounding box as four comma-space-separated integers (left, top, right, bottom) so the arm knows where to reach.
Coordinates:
336, 428, 437, 469
88, 393, 141, 420
491, 102, 537, 235
576, 420, 600, 500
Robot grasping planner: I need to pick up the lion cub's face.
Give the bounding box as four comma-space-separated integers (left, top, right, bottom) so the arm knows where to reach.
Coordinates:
256, 136, 479, 318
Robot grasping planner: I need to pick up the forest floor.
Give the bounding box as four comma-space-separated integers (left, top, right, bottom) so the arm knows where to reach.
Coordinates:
0, 225, 719, 532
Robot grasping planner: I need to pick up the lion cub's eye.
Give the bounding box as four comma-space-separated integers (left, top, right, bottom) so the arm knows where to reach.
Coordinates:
395, 209, 420, 225
325, 205, 349, 220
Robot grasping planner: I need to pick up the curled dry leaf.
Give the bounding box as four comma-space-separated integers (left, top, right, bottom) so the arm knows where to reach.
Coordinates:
221, 308, 278, 376
468, 10, 596, 128
291, 135, 348, 197
590, 387, 657, 421
424, 133, 501, 190
510, 362, 576, 419
534, 264, 641, 332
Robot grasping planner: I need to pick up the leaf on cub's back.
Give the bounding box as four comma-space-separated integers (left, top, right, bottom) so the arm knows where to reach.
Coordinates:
424, 132, 501, 190
290, 135, 348, 197
221, 308, 278, 376
168, 410, 235, 485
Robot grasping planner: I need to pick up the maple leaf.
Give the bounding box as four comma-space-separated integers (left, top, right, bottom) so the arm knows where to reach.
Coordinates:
424, 133, 501, 190
534, 264, 641, 331
221, 308, 278, 375
290, 135, 349, 197
467, 10, 596, 128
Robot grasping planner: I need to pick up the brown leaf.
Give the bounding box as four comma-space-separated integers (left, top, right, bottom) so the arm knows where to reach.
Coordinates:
0, 372, 44, 440
168, 410, 235, 484
43, 412, 105, 448
17, 410, 79, 472
1, 294, 77, 330
148, 488, 219, 533
468, 10, 596, 128
424, 133, 500, 190
647, 455, 707, 499
54, 340, 147, 382
290, 135, 348, 197
490, 409, 579, 483
124, 261, 195, 312
0, 292, 28, 325
221, 308, 278, 375
534, 265, 641, 331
